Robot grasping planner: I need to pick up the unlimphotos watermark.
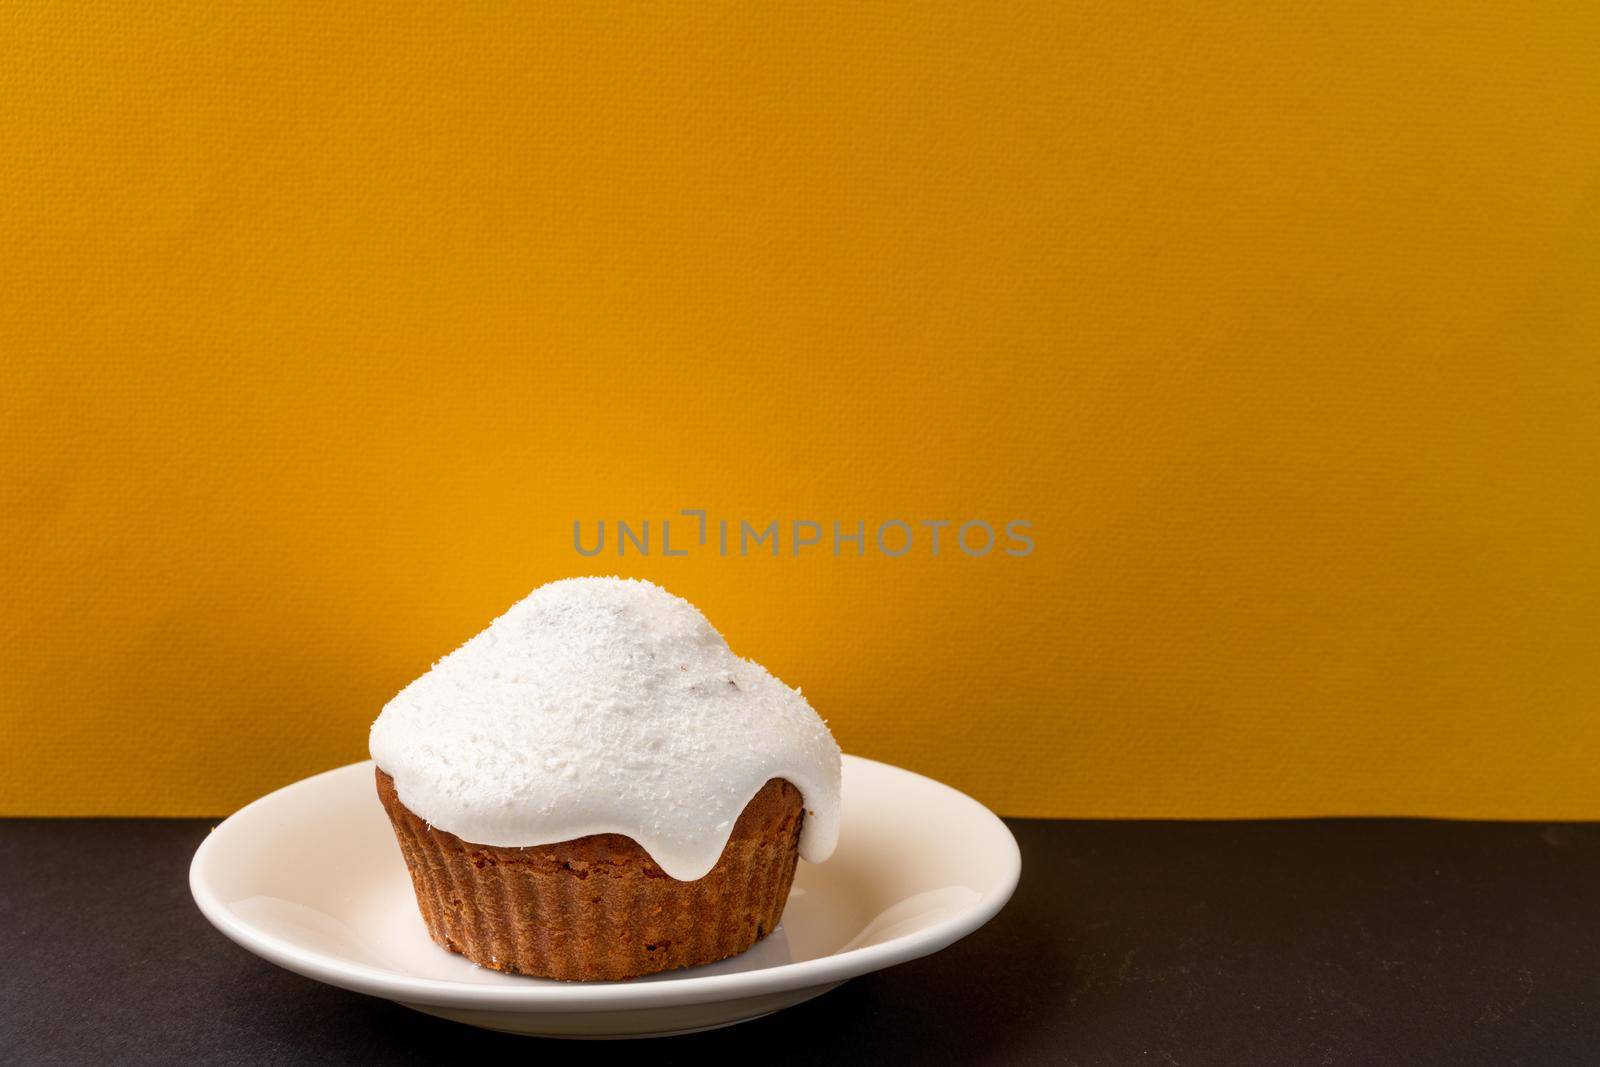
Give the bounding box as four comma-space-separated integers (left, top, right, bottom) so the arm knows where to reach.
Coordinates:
572, 510, 1034, 558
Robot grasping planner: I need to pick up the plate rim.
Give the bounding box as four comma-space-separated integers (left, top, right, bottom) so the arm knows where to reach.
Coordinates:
190, 754, 1021, 1012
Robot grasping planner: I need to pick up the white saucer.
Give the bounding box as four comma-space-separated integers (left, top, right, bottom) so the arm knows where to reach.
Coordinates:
190, 755, 1020, 1038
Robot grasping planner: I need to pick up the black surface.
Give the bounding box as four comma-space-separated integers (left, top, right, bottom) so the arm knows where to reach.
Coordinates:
2, 818, 1598, 1065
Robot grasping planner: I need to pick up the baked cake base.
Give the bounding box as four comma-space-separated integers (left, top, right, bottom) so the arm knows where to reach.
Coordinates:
375, 768, 804, 981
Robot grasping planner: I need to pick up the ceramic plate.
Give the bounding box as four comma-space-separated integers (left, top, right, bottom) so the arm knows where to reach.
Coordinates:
190, 754, 1020, 1038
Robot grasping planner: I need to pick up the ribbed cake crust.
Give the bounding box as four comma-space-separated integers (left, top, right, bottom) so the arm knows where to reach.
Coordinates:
375, 768, 804, 981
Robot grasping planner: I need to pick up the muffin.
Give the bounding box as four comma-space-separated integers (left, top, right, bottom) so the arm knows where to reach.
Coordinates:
369, 577, 842, 981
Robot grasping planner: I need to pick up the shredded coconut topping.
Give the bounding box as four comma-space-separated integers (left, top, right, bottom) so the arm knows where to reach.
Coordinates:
369, 577, 842, 880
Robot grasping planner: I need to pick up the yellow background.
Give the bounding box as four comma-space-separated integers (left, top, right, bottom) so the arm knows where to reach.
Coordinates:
4, 4, 1598, 819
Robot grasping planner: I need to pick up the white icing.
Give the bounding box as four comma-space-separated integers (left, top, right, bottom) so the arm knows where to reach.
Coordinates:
369, 577, 842, 881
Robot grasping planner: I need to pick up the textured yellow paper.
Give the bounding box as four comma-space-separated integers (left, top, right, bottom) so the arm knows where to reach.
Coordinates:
3, 4, 1598, 817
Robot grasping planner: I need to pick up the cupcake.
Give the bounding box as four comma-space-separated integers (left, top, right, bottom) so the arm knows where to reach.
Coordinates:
369, 577, 842, 981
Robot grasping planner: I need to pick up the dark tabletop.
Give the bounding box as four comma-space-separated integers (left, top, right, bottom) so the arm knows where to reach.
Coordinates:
2, 817, 1597, 1065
